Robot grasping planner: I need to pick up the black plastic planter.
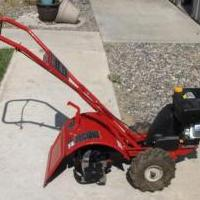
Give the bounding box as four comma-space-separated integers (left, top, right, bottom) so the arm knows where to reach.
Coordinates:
37, 1, 60, 22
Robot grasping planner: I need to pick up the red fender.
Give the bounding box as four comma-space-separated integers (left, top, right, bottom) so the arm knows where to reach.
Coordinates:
44, 112, 130, 186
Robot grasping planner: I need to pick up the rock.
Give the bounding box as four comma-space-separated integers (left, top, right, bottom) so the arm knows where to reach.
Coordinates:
104, 42, 200, 124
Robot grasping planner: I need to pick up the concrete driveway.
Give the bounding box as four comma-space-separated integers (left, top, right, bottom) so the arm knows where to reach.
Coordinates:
0, 29, 200, 200
1, 1, 200, 200
91, 0, 200, 42
0, 29, 121, 200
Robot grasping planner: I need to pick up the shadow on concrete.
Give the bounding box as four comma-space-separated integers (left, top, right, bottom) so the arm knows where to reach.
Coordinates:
2, 99, 68, 130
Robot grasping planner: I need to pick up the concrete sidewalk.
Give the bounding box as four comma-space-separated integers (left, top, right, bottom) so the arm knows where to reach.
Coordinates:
0, 29, 200, 200
0, 17, 200, 200
91, 0, 200, 43
0, 29, 121, 200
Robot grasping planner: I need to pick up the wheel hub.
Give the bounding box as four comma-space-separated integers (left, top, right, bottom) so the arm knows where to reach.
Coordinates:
144, 165, 163, 182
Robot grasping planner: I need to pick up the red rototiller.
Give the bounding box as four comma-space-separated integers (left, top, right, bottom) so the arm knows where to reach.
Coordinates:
0, 17, 200, 192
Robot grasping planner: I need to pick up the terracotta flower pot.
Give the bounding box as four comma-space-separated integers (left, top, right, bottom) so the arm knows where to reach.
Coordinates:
55, 0, 80, 24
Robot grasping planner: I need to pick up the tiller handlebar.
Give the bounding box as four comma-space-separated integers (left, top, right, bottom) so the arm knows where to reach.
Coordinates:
0, 17, 144, 146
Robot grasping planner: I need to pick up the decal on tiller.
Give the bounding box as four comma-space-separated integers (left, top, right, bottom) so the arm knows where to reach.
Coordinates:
68, 131, 100, 148
44, 53, 68, 76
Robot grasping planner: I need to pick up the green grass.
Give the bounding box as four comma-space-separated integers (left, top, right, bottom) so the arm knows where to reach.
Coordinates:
0, 48, 14, 81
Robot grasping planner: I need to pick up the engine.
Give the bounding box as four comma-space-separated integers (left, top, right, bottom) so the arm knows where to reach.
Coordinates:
184, 124, 200, 139
146, 87, 200, 150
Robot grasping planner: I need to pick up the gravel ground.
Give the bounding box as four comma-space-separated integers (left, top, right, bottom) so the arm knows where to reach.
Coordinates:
0, 1, 33, 18
71, 0, 98, 31
1, 0, 98, 31
104, 43, 200, 125
0, 0, 98, 31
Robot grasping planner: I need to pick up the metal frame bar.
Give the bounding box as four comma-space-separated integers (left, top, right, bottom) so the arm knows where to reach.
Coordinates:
0, 17, 197, 160
0, 17, 144, 149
